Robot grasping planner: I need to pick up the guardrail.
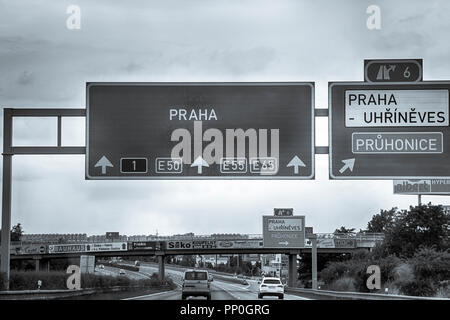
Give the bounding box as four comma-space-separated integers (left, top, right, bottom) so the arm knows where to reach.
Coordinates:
285, 287, 449, 300
0, 284, 175, 300
0, 289, 97, 300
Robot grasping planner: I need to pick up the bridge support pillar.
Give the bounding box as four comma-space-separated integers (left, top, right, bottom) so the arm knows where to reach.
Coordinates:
157, 255, 165, 281
34, 259, 40, 272
43, 259, 50, 272
288, 254, 297, 287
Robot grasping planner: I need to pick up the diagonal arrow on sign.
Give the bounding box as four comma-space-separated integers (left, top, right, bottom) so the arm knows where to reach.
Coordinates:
286, 155, 306, 174
191, 156, 209, 174
339, 158, 355, 174
95, 156, 113, 174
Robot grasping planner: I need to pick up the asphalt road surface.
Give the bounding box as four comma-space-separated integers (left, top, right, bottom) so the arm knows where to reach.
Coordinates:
124, 264, 311, 301
95, 265, 150, 280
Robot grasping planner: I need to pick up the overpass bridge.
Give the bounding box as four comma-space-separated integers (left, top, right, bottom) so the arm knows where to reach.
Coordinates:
7, 232, 384, 288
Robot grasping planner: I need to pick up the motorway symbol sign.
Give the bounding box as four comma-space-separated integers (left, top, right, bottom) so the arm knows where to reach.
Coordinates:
86, 82, 315, 179
262, 215, 305, 248
364, 59, 423, 83
393, 179, 450, 195
274, 208, 293, 216
329, 81, 450, 179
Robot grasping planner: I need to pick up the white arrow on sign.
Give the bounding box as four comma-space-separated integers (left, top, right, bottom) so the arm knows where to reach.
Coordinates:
191, 156, 209, 174
278, 241, 289, 246
95, 156, 114, 174
286, 155, 306, 174
339, 158, 355, 174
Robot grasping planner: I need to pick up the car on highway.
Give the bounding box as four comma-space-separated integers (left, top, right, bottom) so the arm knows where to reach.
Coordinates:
99, 264, 105, 269
119, 269, 126, 275
181, 269, 211, 300
258, 277, 284, 299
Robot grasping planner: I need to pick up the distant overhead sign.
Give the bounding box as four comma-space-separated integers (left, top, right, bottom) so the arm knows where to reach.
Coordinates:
364, 59, 423, 82
329, 81, 450, 179
394, 179, 450, 195
85, 242, 127, 252
262, 216, 305, 248
86, 83, 315, 179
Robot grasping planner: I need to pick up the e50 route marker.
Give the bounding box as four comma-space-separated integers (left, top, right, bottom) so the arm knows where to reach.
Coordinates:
329, 81, 450, 179
86, 82, 315, 179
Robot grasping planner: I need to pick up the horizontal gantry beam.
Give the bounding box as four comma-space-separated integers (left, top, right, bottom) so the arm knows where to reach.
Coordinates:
3, 108, 87, 155
9, 108, 86, 117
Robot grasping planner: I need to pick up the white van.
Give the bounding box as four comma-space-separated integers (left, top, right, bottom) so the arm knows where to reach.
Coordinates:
181, 269, 211, 300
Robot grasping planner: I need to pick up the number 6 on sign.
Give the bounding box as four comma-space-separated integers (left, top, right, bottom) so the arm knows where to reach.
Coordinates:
404, 66, 411, 79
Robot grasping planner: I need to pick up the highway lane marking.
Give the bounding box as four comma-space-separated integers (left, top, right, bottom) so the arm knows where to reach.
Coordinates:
216, 281, 252, 291
216, 281, 312, 300
285, 294, 311, 300
212, 282, 241, 300
122, 289, 180, 300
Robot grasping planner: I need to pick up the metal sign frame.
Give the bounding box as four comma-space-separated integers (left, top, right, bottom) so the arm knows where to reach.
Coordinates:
85, 82, 316, 180
329, 81, 450, 179
1, 108, 85, 289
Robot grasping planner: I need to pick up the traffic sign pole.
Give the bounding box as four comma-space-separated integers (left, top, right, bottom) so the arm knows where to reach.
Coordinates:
0, 155, 12, 290
1, 109, 12, 290
0, 108, 85, 290
310, 234, 318, 290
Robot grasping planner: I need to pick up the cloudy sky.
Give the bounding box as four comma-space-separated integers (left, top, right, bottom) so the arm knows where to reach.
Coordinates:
1, 0, 450, 236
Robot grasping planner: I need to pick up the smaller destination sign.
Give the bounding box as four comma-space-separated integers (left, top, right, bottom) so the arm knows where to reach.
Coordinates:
262, 215, 305, 248
352, 132, 443, 154
345, 90, 449, 127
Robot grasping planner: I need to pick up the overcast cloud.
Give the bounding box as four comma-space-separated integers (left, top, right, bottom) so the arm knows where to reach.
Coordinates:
1, 0, 450, 236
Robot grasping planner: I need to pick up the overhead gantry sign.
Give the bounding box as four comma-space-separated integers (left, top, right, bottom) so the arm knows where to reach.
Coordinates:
86, 82, 315, 179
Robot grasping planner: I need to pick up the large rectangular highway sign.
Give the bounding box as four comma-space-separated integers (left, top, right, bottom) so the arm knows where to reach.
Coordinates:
329, 81, 450, 179
262, 216, 305, 248
86, 82, 314, 179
